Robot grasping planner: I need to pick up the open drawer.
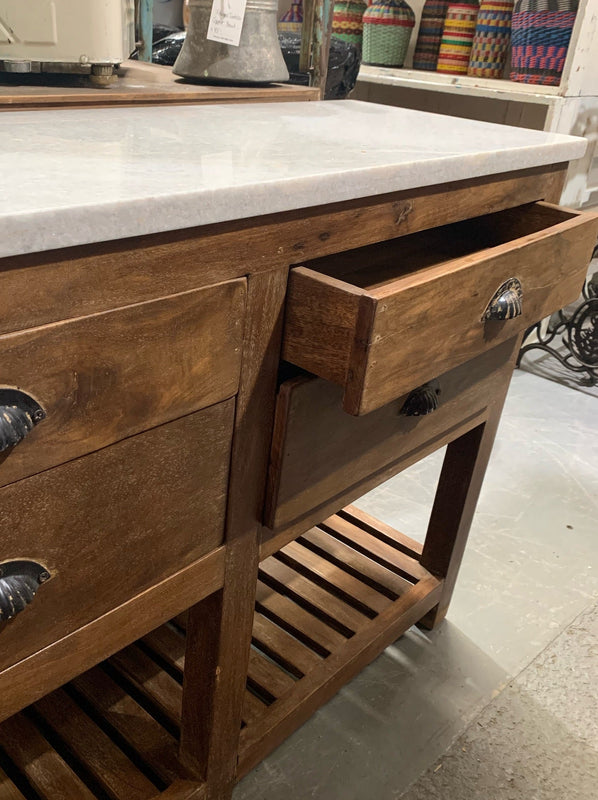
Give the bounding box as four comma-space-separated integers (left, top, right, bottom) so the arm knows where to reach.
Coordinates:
282, 202, 598, 415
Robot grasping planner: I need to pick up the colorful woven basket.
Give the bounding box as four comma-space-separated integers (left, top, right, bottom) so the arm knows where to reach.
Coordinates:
413, 0, 450, 70
437, 1, 480, 74
510, 0, 578, 85
362, 0, 416, 67
468, 0, 514, 77
278, 0, 303, 34
332, 0, 368, 47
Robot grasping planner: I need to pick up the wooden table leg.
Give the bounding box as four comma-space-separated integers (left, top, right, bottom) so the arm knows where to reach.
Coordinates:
419, 335, 522, 629
178, 268, 288, 799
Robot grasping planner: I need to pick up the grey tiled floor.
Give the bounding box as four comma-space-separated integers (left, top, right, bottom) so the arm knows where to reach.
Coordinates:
235, 369, 597, 800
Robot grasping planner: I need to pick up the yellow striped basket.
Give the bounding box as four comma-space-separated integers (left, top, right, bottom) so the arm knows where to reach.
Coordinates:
437, 1, 480, 74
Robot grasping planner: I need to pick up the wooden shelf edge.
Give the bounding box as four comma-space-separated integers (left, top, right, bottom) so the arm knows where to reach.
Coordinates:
358, 66, 564, 106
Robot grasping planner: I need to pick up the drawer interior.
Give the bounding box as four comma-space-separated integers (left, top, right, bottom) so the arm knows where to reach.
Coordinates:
300, 203, 579, 291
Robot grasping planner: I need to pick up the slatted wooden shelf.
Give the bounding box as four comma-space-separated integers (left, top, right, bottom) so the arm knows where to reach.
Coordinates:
237, 508, 441, 775
0, 508, 441, 794
0, 659, 203, 799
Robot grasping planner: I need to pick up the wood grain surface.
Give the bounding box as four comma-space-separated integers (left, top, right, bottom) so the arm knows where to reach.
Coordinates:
0, 280, 245, 487
0, 402, 234, 677
0, 61, 318, 110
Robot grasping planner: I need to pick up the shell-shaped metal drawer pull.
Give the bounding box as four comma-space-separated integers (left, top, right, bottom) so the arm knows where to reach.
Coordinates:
0, 389, 46, 453
400, 381, 441, 417
484, 278, 523, 321
0, 560, 51, 623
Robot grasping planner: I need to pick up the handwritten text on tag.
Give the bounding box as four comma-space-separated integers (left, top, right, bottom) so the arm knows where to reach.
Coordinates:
207, 0, 248, 47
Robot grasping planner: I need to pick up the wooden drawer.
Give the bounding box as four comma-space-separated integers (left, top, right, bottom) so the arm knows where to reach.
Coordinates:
283, 203, 598, 415
0, 401, 234, 674
264, 338, 519, 536
0, 279, 245, 487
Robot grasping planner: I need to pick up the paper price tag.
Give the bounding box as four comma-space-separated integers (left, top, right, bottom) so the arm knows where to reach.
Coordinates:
207, 0, 248, 47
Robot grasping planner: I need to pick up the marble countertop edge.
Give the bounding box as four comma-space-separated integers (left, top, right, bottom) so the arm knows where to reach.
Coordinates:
1, 138, 586, 260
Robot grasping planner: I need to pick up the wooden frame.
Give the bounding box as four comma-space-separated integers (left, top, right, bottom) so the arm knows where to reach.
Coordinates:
0, 163, 584, 799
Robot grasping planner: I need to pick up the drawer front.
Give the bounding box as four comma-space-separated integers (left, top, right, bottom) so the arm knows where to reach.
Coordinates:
0, 279, 245, 487
265, 339, 519, 535
283, 203, 598, 415
0, 401, 234, 673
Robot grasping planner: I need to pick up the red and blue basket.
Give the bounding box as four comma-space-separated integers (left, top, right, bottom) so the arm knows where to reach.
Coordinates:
468, 0, 514, 78
510, 0, 579, 85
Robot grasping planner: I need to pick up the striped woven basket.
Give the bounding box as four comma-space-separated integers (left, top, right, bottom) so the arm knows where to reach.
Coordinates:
278, 0, 303, 34
510, 0, 578, 85
413, 0, 450, 70
437, 1, 480, 74
333, 0, 368, 47
362, 0, 416, 67
468, 0, 514, 77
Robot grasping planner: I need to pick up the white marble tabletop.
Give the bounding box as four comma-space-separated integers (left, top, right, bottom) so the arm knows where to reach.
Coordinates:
0, 100, 586, 258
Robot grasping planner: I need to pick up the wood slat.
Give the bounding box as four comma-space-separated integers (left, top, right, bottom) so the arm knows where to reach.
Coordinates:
0, 768, 25, 800
247, 651, 296, 700
157, 780, 207, 800
34, 690, 158, 800
143, 623, 268, 728
142, 625, 186, 676
252, 613, 321, 678
255, 580, 345, 655
321, 515, 428, 582
260, 559, 370, 636
109, 647, 182, 730
341, 506, 423, 559
70, 667, 183, 786
300, 527, 413, 599
242, 691, 271, 727
279, 541, 391, 616
171, 613, 189, 633
0, 713, 96, 800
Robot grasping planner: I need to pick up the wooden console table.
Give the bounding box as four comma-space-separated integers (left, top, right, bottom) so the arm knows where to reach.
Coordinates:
0, 101, 595, 800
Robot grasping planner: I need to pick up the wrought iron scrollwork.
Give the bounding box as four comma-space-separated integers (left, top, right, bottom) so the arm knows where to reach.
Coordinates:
518, 264, 598, 387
